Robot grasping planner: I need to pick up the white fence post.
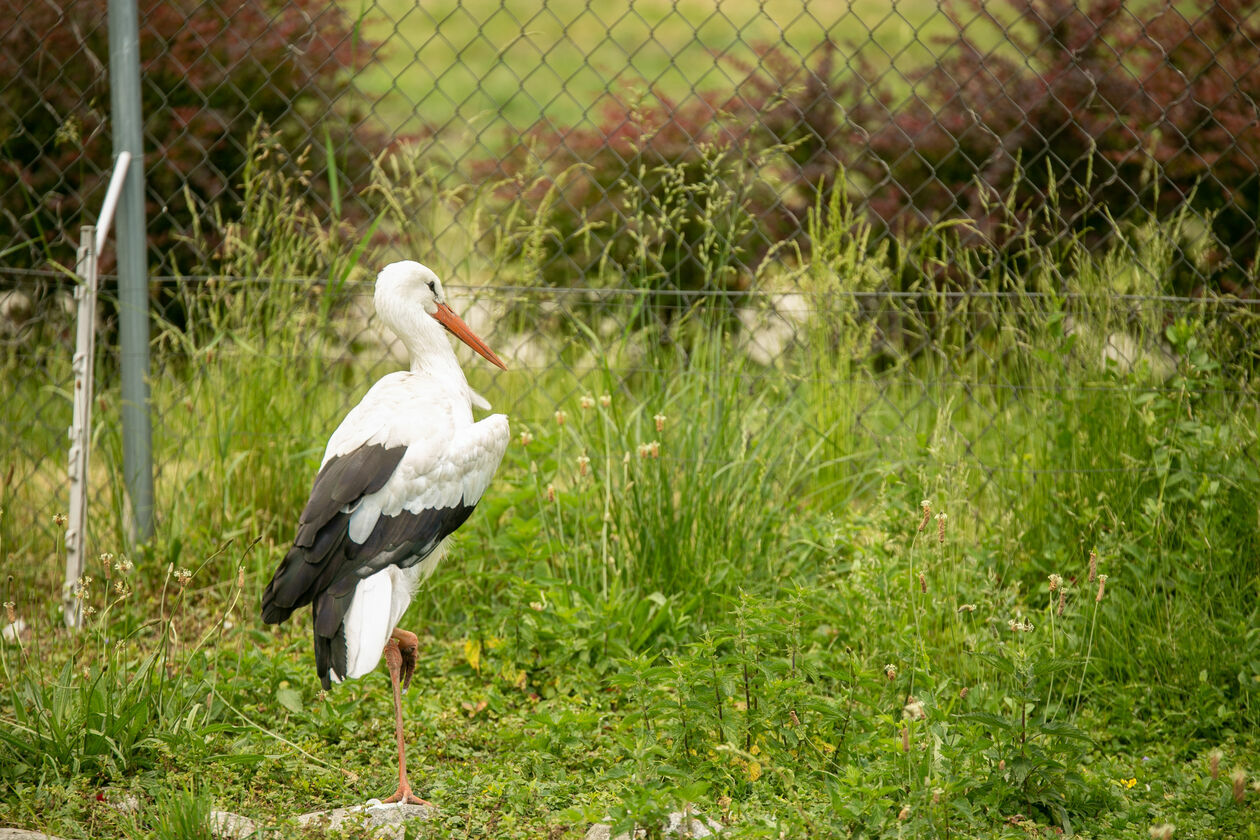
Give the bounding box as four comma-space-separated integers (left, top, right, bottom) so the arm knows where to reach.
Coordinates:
64, 227, 98, 628
63, 152, 131, 629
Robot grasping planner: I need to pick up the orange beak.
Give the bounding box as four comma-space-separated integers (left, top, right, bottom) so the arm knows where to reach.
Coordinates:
432, 303, 507, 370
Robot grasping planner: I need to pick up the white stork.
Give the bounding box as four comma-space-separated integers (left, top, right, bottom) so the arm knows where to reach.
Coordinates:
261, 261, 509, 806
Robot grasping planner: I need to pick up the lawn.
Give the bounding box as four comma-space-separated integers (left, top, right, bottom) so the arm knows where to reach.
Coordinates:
345, 0, 988, 141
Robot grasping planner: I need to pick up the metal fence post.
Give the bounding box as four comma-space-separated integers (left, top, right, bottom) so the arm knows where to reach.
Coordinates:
108, 0, 154, 541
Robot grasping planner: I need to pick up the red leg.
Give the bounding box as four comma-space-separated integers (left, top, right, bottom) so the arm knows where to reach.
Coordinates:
379, 636, 433, 807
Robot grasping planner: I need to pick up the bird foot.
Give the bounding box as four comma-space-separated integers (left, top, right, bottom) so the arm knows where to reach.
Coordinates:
380, 784, 434, 808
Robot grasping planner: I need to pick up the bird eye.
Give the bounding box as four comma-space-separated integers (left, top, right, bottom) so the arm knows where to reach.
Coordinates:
427, 281, 436, 293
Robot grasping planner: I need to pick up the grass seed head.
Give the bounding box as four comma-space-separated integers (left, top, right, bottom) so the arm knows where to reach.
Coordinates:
654, 413, 666, 432
884, 663, 898, 680
546, 484, 556, 503
1096, 574, 1108, 602
918, 499, 931, 531
3, 600, 14, 623
1232, 768, 1247, 803
1149, 824, 1175, 840
1057, 589, 1066, 616
579, 394, 594, 410
936, 511, 947, 543
519, 429, 533, 446
1089, 549, 1098, 583
599, 393, 611, 408
918, 572, 926, 593
175, 568, 192, 588
577, 454, 590, 476
903, 698, 926, 720
1049, 573, 1062, 592
897, 805, 910, 821
54, 512, 67, 529
901, 726, 910, 752
1210, 750, 1222, 779
554, 410, 567, 427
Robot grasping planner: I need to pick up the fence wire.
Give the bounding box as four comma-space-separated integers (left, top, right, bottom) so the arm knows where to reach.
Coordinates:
3, 1, 1260, 557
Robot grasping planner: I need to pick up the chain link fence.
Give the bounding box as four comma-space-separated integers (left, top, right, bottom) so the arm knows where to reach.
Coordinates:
3, 0, 1259, 561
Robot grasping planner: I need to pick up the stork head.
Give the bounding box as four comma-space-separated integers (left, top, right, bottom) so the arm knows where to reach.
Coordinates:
375, 261, 506, 370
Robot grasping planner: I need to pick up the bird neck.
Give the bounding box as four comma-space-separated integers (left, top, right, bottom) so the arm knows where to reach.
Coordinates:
407, 339, 468, 384
396, 319, 469, 385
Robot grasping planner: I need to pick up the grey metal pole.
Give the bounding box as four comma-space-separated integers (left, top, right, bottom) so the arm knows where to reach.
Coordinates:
108, 0, 154, 541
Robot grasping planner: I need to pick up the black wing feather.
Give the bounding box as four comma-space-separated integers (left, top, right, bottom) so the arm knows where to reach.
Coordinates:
261, 441, 481, 689
294, 444, 405, 548
260, 443, 404, 622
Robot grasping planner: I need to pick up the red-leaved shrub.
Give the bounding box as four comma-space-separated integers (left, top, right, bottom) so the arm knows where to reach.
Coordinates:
844, 0, 1260, 290
0, 0, 377, 276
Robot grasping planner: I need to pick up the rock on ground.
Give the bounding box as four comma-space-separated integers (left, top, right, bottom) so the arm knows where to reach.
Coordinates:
210, 809, 257, 839
584, 810, 723, 840
296, 802, 434, 839
206, 801, 434, 840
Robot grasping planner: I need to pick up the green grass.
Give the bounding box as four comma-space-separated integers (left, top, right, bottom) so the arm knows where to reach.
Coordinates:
2, 137, 1258, 838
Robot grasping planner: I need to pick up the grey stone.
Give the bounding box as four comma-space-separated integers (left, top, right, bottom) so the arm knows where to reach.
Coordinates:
210, 809, 258, 839
104, 793, 141, 815
295, 801, 435, 839
584, 810, 723, 840
202, 801, 433, 839
0, 831, 69, 840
